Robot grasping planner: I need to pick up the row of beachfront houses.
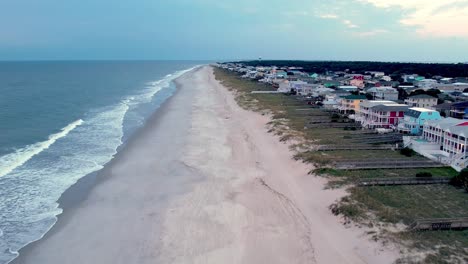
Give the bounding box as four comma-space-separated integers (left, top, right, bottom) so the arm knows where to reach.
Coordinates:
335, 94, 468, 170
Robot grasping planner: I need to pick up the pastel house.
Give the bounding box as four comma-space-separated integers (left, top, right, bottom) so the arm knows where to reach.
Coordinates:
338, 94, 367, 114
398, 107, 441, 135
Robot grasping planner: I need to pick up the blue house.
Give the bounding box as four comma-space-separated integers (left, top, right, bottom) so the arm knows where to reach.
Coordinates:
398, 107, 441, 134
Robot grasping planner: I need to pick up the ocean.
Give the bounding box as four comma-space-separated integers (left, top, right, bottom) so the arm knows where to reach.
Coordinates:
0, 61, 202, 263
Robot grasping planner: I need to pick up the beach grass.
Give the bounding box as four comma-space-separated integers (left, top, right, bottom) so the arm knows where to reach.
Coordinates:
213, 67, 468, 263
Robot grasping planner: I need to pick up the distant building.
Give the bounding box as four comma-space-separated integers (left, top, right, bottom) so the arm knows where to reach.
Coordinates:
338, 85, 359, 92
381, 76, 392, 82
416, 79, 438, 89
404, 94, 438, 108
366, 71, 385, 77
398, 107, 441, 134
349, 76, 365, 89
450, 101, 468, 119
366, 86, 399, 101
434, 102, 453, 117
436, 83, 468, 93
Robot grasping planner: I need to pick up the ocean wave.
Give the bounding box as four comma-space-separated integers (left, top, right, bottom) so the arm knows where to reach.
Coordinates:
134, 66, 198, 105
0, 119, 84, 178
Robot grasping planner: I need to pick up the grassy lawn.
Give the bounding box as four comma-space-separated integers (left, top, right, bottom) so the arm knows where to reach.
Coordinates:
214, 67, 468, 263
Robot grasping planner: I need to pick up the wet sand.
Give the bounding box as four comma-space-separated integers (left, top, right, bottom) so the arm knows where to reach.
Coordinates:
14, 66, 399, 264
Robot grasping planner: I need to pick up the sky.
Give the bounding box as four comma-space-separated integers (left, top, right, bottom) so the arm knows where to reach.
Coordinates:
1, 0, 468, 62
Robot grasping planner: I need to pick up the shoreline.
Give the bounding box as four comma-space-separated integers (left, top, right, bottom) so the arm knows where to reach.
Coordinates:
13, 66, 399, 263
12, 67, 203, 264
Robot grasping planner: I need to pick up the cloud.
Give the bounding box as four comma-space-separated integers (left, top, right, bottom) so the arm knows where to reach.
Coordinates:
343, 19, 359, 28
360, 0, 468, 37
354, 29, 389, 37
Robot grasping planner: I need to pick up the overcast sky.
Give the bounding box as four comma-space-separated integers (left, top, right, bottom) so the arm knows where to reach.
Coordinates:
1, 0, 468, 62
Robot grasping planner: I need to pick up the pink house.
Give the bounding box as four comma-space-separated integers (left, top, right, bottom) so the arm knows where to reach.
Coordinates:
349, 75, 365, 89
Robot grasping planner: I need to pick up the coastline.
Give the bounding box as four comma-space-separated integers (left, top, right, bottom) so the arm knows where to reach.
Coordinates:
12, 67, 203, 264
13, 66, 399, 263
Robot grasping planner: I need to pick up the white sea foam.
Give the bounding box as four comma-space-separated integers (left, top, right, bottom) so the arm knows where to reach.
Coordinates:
134, 66, 198, 105
0, 119, 84, 178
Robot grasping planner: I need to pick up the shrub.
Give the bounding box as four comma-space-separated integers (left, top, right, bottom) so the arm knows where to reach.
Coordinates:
400, 147, 414, 157
449, 169, 468, 192
416, 172, 432, 178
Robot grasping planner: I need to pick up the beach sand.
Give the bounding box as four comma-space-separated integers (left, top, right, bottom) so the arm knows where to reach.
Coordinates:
14, 66, 399, 264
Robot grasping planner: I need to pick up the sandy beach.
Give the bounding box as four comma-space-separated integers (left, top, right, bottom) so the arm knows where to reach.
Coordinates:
14, 66, 399, 264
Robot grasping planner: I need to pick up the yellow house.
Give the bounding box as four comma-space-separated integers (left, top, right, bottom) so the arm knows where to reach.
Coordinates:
339, 94, 367, 114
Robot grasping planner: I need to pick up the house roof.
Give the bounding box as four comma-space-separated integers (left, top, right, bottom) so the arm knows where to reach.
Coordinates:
452, 101, 468, 108
366, 86, 397, 93
446, 125, 468, 136
360, 100, 396, 108
408, 94, 436, 99
371, 104, 409, 112
405, 107, 436, 118
342, 94, 367, 100
434, 102, 453, 110
425, 117, 462, 130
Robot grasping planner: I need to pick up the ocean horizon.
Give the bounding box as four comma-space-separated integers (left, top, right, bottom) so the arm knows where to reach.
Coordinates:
0, 61, 205, 263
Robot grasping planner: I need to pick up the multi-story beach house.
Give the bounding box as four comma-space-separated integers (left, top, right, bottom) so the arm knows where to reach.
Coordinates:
397, 107, 441, 134
404, 117, 468, 170
356, 100, 395, 123
366, 86, 399, 101
338, 94, 367, 114
404, 94, 438, 108
357, 101, 408, 129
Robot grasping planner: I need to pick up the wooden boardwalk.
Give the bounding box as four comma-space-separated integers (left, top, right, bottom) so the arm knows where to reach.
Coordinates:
335, 159, 444, 170
409, 217, 468, 231
317, 144, 398, 151
358, 177, 450, 186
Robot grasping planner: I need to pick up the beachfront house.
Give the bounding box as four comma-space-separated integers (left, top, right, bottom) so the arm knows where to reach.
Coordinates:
338, 94, 367, 114
397, 107, 441, 135
358, 102, 408, 129
404, 94, 438, 108
404, 117, 468, 170
356, 100, 395, 123
366, 87, 398, 101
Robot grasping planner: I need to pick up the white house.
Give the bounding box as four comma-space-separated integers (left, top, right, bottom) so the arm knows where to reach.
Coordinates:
405, 118, 468, 171
416, 79, 438, 89
404, 94, 438, 108
366, 87, 399, 101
